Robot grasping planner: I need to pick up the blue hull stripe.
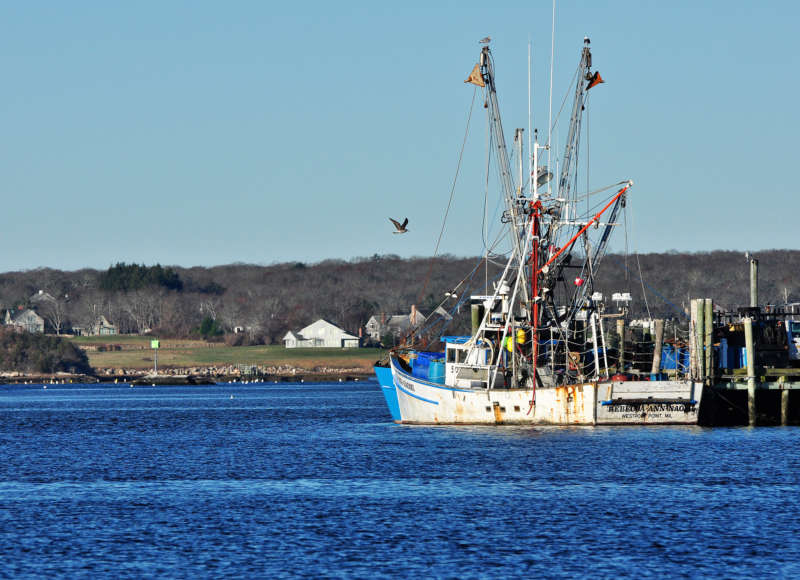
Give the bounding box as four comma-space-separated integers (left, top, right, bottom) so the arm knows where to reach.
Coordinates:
389, 358, 472, 393
395, 381, 439, 405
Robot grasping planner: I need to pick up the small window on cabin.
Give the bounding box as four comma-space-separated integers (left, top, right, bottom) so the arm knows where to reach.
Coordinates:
447, 349, 456, 363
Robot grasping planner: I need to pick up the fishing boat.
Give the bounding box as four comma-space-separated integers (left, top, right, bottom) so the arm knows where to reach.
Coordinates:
374, 38, 703, 425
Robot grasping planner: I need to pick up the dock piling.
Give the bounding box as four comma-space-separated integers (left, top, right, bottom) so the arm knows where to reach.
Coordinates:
691, 299, 705, 381
704, 299, 713, 384
749, 258, 759, 307
781, 389, 789, 426
650, 319, 664, 376
744, 316, 757, 426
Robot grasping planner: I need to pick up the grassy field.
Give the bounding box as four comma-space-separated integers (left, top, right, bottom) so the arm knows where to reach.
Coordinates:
67, 336, 386, 371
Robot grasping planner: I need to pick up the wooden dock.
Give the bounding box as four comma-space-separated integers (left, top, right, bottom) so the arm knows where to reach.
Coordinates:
705, 374, 800, 426
690, 294, 800, 426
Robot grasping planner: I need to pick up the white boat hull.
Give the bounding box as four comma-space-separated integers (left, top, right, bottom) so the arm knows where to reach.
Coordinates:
390, 358, 702, 425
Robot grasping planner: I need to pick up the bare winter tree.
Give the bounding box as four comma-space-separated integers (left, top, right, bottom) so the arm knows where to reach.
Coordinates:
199, 298, 220, 321
40, 295, 69, 335
159, 294, 201, 336
219, 291, 248, 333
120, 290, 163, 334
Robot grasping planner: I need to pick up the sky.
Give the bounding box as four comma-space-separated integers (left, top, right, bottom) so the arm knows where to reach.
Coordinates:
1, 0, 798, 272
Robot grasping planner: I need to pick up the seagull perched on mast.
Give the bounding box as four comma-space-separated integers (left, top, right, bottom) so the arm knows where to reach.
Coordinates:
479, 36, 491, 44
389, 217, 409, 234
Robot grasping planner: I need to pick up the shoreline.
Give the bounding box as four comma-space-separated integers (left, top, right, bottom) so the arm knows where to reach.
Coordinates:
0, 366, 376, 385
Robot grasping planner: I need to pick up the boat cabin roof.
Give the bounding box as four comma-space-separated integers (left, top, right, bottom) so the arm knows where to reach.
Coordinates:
441, 335, 470, 344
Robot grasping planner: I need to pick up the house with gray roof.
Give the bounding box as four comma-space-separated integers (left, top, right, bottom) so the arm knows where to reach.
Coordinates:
30, 290, 57, 304
365, 305, 426, 345
73, 315, 118, 336
4, 309, 45, 334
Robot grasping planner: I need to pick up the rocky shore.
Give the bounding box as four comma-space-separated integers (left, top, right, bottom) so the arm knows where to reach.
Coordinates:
0, 364, 375, 385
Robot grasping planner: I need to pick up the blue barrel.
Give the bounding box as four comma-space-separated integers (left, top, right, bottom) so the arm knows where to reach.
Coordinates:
411, 351, 445, 379
428, 361, 445, 384
661, 345, 677, 370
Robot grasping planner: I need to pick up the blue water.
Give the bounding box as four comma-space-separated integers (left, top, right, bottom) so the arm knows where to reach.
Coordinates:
1, 381, 799, 578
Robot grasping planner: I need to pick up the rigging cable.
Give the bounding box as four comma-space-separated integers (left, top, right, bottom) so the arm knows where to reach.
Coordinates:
414, 86, 478, 313
635, 254, 652, 319
412, 257, 485, 340
572, 180, 631, 203
606, 256, 688, 319
548, 63, 581, 138
625, 199, 652, 319
586, 96, 593, 227
623, 190, 630, 289
484, 99, 491, 292
584, 91, 593, 289
434, 86, 478, 259
547, 0, 555, 197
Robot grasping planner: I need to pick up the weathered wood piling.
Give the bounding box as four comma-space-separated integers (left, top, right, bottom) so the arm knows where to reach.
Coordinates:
743, 316, 756, 426
680, 286, 800, 426
650, 318, 664, 375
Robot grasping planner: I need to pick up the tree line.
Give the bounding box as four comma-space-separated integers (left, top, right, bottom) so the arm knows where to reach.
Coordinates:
0, 251, 795, 344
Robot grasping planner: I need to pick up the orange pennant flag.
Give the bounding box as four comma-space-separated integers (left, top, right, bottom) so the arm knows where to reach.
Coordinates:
587, 71, 604, 90
464, 63, 485, 87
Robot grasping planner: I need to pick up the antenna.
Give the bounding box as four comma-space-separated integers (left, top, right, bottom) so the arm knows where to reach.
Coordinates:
528, 40, 532, 199
547, 0, 556, 196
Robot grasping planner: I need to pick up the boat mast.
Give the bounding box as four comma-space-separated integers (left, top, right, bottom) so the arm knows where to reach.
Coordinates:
555, 38, 592, 226
479, 47, 526, 268
531, 129, 543, 391
536, 37, 601, 331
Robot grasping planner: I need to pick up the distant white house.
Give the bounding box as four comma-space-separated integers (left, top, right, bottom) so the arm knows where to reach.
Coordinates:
283, 319, 360, 348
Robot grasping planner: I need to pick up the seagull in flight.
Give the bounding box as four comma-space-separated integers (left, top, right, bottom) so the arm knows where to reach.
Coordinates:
389, 217, 409, 234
